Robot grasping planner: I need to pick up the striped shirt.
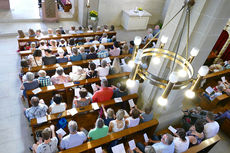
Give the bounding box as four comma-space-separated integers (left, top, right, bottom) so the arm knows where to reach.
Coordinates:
38, 76, 51, 87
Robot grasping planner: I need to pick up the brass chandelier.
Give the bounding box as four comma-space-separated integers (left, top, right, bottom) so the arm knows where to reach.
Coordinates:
126, 0, 209, 106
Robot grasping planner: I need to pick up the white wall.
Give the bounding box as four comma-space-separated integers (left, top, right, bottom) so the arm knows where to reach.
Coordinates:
98, 0, 166, 26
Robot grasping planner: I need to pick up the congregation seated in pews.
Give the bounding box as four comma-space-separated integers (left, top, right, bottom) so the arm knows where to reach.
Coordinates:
17, 25, 116, 51
25, 93, 154, 152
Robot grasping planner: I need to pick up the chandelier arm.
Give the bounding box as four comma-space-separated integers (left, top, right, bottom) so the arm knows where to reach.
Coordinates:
142, 4, 186, 50
186, 7, 191, 60
171, 7, 188, 73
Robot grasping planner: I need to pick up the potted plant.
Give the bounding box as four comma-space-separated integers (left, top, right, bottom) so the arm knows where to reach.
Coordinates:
138, 7, 143, 11
89, 10, 98, 20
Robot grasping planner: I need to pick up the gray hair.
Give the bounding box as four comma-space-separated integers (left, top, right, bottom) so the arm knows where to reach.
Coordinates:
26, 72, 35, 81
72, 47, 79, 55
165, 134, 174, 145
145, 146, 156, 153
68, 120, 78, 133
79, 47, 85, 53
99, 44, 105, 51
38, 70, 46, 77
96, 118, 104, 128
56, 67, 64, 76
116, 109, 125, 121
101, 59, 107, 67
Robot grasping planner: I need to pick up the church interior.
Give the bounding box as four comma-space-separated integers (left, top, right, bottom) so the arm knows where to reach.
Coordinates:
0, 0, 230, 153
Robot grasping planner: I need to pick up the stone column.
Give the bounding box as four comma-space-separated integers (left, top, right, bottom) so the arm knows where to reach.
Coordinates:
139, 0, 230, 131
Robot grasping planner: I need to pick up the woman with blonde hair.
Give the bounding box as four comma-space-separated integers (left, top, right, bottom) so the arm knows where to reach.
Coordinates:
121, 44, 129, 55
110, 57, 121, 74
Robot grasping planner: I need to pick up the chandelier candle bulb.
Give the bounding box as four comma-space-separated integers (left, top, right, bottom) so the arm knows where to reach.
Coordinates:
185, 89, 195, 99
126, 79, 136, 88
157, 96, 168, 106
169, 72, 178, 83
190, 48, 199, 56
134, 36, 142, 46
128, 60, 135, 68
198, 66, 209, 76
161, 35, 168, 44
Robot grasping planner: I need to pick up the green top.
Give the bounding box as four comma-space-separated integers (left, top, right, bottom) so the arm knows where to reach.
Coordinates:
88, 125, 109, 140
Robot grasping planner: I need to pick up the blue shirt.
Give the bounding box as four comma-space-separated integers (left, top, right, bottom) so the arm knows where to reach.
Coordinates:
60, 132, 87, 149
152, 142, 175, 153
141, 112, 153, 123
129, 48, 134, 54
70, 55, 82, 62
97, 50, 109, 58
57, 57, 68, 63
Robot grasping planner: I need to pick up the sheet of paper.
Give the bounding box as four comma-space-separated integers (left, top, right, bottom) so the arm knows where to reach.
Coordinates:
68, 108, 78, 116
67, 62, 72, 65
128, 99, 135, 108
121, 58, 125, 64
57, 47, 64, 53
91, 83, 98, 91
128, 140, 136, 150
95, 147, 103, 153
114, 97, 123, 103
72, 66, 81, 73
99, 76, 107, 81
36, 116, 47, 124
205, 86, 214, 95
74, 88, 80, 97
32, 88, 42, 94
104, 57, 111, 63
66, 46, 72, 54
64, 82, 74, 87
92, 59, 100, 66
47, 85, 55, 90
221, 76, 226, 82
21, 50, 32, 54
143, 133, 149, 143
168, 126, 177, 133
92, 103, 99, 110
56, 128, 66, 137
111, 143, 126, 153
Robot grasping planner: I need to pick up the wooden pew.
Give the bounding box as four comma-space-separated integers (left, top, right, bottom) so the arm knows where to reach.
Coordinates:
26, 72, 130, 107
198, 69, 230, 110
221, 118, 230, 138
59, 119, 159, 153
17, 31, 116, 50
22, 54, 132, 74
157, 127, 221, 153
30, 94, 139, 141
19, 41, 126, 58
185, 135, 221, 153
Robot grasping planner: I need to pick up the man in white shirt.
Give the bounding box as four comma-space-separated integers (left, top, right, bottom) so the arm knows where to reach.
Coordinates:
58, 120, 87, 150
204, 112, 219, 139
136, 133, 174, 153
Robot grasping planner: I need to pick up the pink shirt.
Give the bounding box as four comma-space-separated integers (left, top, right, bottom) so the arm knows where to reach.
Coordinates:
51, 75, 71, 85
109, 48, 120, 56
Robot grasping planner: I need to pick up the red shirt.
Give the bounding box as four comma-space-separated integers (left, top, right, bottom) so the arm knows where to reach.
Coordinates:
92, 87, 113, 103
